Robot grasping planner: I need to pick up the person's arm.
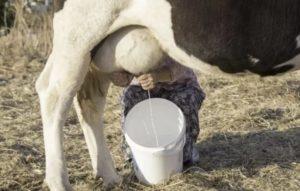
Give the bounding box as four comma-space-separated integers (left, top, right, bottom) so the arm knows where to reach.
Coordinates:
137, 58, 193, 90
151, 66, 173, 82
137, 65, 173, 90
109, 71, 134, 87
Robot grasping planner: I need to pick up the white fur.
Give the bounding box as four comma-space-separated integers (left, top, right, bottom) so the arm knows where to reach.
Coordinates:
276, 53, 300, 71
36, 0, 220, 190
248, 55, 260, 65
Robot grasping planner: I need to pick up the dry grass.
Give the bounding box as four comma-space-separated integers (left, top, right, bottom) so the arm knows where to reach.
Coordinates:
2, 0, 53, 58
0, 3, 299, 191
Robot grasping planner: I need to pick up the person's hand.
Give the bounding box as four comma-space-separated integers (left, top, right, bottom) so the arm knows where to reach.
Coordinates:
137, 73, 158, 90
109, 71, 133, 87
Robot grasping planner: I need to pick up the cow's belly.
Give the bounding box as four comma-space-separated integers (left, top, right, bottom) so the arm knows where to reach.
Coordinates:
92, 26, 164, 75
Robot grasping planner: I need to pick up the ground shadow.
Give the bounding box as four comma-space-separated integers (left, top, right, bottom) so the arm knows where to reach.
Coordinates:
196, 127, 300, 174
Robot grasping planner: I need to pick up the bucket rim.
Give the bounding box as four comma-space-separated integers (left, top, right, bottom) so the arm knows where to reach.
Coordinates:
124, 98, 186, 152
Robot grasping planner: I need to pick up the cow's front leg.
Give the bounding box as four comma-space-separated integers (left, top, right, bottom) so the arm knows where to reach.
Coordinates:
36, 51, 90, 191
74, 72, 121, 187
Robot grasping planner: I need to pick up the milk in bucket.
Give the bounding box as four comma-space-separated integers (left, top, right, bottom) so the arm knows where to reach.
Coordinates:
124, 98, 186, 185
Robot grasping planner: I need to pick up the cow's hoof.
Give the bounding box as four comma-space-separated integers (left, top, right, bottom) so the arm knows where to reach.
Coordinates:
94, 173, 121, 189
103, 175, 123, 189
44, 177, 73, 191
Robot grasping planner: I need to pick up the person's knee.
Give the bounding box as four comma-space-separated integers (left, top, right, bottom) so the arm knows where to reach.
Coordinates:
123, 86, 148, 104
188, 88, 205, 110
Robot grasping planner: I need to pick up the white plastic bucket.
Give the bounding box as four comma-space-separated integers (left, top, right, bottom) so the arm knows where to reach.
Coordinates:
124, 98, 186, 185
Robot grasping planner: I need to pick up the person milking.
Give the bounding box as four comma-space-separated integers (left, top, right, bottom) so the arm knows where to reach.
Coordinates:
91, 27, 206, 167
109, 56, 206, 167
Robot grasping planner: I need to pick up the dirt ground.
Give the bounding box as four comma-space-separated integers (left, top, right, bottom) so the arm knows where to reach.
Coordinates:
0, 20, 300, 191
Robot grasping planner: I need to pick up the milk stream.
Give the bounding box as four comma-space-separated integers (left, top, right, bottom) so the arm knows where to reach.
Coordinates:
147, 90, 159, 147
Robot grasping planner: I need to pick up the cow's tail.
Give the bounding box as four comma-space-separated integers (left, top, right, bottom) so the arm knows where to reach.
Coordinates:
164, 44, 223, 76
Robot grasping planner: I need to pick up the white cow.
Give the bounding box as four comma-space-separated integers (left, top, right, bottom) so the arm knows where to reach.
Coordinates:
36, 0, 300, 190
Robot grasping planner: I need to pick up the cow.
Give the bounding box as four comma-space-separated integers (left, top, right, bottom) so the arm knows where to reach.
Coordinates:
35, 0, 300, 190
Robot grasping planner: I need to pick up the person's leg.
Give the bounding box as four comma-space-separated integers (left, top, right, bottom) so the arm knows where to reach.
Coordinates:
161, 85, 205, 164
120, 86, 150, 163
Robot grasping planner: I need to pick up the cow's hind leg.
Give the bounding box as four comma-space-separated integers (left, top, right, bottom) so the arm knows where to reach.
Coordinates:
36, 1, 126, 189
74, 71, 121, 187
36, 51, 91, 190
